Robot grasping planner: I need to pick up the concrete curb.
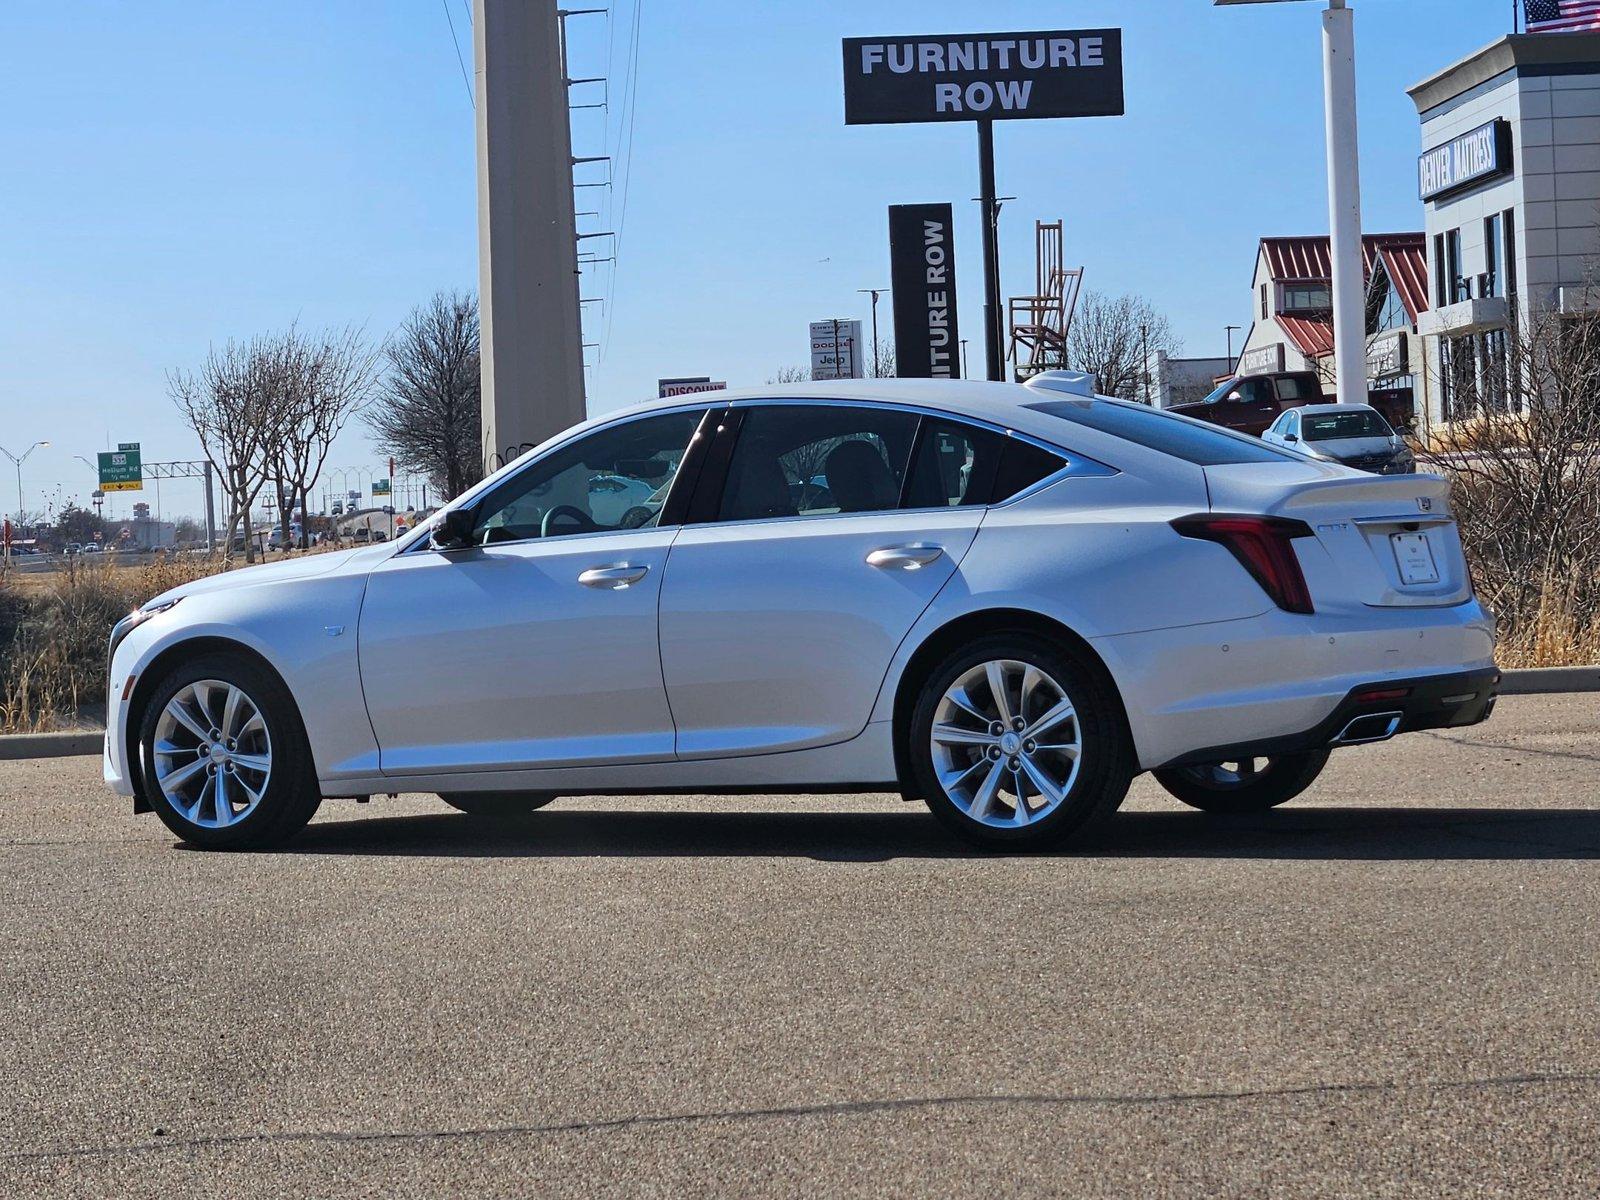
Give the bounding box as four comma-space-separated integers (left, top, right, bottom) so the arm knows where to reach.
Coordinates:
0, 666, 1594, 762
1498, 666, 1600, 695
0, 730, 103, 760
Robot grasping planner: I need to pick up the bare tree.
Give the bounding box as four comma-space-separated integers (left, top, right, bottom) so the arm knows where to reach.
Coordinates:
869, 340, 896, 380
1420, 300, 1600, 659
1067, 290, 1179, 401
766, 366, 812, 384
170, 335, 295, 562
364, 293, 483, 502
268, 325, 381, 549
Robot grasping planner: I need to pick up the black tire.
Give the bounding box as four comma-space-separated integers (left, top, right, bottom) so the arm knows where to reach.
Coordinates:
138, 652, 321, 850
907, 633, 1133, 851
438, 791, 557, 818
1152, 750, 1331, 815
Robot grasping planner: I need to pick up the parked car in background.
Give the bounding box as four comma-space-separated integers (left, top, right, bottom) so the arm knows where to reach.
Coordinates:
1168, 371, 1326, 437
106, 378, 1496, 854
1263, 404, 1416, 475
83, 542, 103, 554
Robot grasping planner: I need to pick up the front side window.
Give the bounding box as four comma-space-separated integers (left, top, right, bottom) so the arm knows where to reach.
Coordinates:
470, 409, 704, 543
718, 405, 919, 522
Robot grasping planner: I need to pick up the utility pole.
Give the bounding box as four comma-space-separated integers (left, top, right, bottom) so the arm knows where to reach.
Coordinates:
474, 0, 587, 474
959, 339, 969, 380
1140, 324, 1151, 405
1225, 324, 1241, 369
857, 288, 888, 377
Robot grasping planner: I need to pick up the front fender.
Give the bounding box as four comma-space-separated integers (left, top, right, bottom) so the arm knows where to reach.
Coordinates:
109, 573, 379, 790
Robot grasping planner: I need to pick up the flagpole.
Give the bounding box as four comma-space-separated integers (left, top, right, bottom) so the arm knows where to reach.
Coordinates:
1513, 0, 1520, 33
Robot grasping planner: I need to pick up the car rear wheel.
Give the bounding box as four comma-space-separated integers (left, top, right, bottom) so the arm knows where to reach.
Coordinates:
139, 653, 321, 850
908, 634, 1132, 850
438, 791, 557, 818
1152, 750, 1330, 814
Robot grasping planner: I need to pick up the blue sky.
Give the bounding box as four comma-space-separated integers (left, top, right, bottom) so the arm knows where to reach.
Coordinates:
0, 0, 1516, 519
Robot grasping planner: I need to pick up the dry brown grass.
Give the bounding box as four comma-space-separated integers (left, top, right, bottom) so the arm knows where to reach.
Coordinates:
1491, 581, 1600, 669
0, 555, 235, 733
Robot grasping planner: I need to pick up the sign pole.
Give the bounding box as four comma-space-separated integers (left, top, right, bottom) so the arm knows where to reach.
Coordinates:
977, 120, 1003, 382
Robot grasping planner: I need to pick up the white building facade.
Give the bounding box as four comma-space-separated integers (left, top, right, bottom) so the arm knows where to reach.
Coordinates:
1409, 32, 1600, 429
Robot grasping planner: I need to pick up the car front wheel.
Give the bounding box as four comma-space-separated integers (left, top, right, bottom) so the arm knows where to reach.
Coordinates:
139, 653, 321, 850
1152, 750, 1330, 814
908, 634, 1132, 850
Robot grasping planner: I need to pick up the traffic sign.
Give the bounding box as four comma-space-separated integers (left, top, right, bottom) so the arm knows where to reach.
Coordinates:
98, 448, 143, 493
373, 479, 392, 497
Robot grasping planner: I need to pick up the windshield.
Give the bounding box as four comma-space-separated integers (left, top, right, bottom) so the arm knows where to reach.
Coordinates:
1197, 379, 1236, 405
1302, 410, 1392, 441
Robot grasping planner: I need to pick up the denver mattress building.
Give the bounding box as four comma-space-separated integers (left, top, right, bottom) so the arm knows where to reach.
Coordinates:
1409, 31, 1600, 428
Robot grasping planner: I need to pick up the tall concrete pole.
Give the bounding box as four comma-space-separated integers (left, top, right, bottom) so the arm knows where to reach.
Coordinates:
474, 0, 587, 473
1322, 0, 1367, 405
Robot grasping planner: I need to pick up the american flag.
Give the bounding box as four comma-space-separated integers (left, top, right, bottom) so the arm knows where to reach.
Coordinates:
1526, 0, 1600, 32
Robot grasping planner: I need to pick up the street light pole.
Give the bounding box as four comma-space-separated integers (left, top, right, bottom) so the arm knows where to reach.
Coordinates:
0, 440, 51, 526
857, 288, 888, 377
1225, 324, 1241, 369
1217, 0, 1367, 403
1322, 0, 1367, 406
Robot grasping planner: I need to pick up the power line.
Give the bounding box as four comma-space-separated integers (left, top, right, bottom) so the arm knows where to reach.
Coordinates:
441, 0, 473, 109
602, 0, 643, 360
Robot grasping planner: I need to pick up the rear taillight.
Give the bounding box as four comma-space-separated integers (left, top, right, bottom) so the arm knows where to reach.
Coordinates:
1172, 514, 1316, 614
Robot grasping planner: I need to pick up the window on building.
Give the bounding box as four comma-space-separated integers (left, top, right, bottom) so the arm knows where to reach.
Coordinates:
1503, 209, 1518, 302
1280, 283, 1331, 313
1445, 229, 1466, 303
1483, 216, 1501, 299
1260, 282, 1269, 320
1434, 233, 1447, 308
1367, 267, 1409, 335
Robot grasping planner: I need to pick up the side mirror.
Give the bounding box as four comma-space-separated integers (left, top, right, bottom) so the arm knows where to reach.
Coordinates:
431, 508, 476, 551
1227, 390, 1244, 403
1285, 433, 1299, 443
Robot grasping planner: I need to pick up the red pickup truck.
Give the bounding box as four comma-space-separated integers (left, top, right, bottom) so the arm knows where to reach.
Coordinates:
1168, 370, 1413, 438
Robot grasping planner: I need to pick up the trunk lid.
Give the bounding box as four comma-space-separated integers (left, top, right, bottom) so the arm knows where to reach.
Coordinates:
1203, 461, 1470, 609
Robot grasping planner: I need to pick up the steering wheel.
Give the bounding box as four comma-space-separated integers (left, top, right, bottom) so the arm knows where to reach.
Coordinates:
540, 505, 597, 538
618, 505, 656, 530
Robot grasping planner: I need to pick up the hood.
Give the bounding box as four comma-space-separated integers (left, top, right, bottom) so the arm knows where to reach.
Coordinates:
1305, 434, 1402, 461
147, 543, 393, 607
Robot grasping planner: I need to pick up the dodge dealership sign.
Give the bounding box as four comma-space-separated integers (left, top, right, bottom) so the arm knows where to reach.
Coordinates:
843, 30, 1124, 125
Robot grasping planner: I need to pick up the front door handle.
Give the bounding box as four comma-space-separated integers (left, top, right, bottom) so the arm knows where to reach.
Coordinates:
866, 545, 944, 570
578, 564, 650, 589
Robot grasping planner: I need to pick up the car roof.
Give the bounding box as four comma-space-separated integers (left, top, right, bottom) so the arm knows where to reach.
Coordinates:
1294, 403, 1380, 415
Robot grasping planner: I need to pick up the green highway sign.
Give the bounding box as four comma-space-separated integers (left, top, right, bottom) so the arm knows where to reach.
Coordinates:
98, 447, 143, 493
372, 478, 392, 497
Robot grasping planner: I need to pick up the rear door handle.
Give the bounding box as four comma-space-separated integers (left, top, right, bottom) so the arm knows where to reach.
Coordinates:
578, 564, 650, 589
866, 545, 944, 570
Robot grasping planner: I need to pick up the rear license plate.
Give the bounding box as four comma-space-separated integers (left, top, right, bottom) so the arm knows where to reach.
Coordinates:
1391, 532, 1440, 585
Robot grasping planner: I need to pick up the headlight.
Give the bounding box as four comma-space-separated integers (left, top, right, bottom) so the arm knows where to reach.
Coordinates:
107, 596, 184, 672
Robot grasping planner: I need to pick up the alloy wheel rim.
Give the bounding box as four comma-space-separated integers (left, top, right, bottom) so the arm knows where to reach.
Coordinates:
152, 679, 272, 829
930, 659, 1082, 829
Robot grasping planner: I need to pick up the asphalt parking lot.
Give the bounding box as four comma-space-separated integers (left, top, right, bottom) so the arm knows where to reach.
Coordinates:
2, 693, 1598, 1198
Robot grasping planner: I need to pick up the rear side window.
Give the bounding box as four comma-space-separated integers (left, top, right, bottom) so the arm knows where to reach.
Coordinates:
902, 420, 1071, 507
717, 404, 919, 521
1027, 399, 1298, 466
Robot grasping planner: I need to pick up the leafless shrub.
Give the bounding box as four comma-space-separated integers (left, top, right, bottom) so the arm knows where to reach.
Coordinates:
1420, 302, 1600, 660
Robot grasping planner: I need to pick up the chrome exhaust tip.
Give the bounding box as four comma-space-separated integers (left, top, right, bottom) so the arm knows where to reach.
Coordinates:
1333, 711, 1404, 746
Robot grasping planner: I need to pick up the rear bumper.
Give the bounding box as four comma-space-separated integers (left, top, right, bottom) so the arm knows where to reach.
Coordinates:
1157, 666, 1499, 768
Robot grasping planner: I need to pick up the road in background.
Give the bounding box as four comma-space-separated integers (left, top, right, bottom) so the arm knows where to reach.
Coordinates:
2, 694, 1598, 1196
